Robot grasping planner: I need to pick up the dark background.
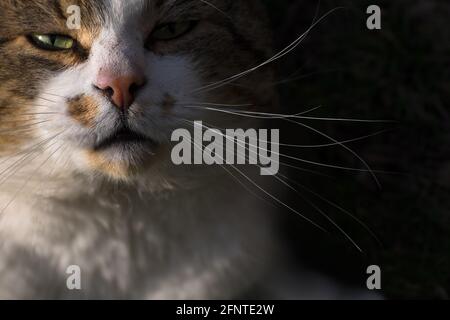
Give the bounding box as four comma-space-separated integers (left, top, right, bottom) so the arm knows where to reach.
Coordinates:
262, 0, 450, 299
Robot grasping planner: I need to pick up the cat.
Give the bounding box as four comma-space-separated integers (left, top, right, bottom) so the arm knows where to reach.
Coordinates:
0, 0, 280, 299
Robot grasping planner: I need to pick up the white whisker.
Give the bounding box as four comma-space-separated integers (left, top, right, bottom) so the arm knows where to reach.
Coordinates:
186, 119, 331, 177
183, 105, 393, 123
275, 173, 363, 252
277, 171, 382, 246
0, 141, 64, 216
180, 118, 327, 232
193, 7, 344, 93
182, 119, 369, 250
199, 0, 232, 20
0, 120, 51, 134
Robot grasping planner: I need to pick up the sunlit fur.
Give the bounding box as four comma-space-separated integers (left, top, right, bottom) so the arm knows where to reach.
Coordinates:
0, 0, 279, 299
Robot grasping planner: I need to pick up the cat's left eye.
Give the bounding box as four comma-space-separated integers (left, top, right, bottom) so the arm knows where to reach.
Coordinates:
151, 21, 197, 41
29, 34, 75, 51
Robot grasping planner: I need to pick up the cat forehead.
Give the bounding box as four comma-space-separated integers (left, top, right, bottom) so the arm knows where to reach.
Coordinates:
8, 0, 215, 19
0, 0, 220, 35
0, 0, 227, 49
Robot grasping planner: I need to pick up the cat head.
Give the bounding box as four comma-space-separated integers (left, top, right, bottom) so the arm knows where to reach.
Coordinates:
0, 0, 275, 191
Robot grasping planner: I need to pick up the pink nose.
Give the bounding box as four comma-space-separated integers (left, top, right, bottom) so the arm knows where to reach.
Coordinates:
95, 71, 145, 110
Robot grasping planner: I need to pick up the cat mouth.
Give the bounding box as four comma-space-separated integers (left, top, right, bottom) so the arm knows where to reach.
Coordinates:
93, 128, 158, 151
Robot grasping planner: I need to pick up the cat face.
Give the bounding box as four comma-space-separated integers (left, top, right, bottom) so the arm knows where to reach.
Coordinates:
0, 0, 274, 187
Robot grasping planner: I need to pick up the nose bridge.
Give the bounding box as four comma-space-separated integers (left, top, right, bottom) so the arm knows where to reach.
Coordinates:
92, 37, 146, 109
91, 26, 144, 74
99, 41, 141, 78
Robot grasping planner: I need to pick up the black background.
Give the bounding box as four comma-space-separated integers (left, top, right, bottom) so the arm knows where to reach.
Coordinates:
263, 0, 449, 299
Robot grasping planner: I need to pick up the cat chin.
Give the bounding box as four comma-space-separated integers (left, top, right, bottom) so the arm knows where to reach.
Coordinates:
81, 150, 157, 181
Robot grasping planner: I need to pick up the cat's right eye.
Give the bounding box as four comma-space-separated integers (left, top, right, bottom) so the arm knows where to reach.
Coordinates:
28, 34, 75, 51
151, 21, 197, 41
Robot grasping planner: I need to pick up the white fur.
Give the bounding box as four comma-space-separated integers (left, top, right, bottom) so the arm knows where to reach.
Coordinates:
0, 0, 277, 299
0, 172, 275, 299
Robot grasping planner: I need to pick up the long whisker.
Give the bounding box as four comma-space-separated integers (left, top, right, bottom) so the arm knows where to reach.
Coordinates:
0, 131, 66, 177
22, 143, 71, 213
265, 69, 341, 88
195, 120, 392, 179
275, 173, 363, 252
0, 111, 61, 117
0, 120, 51, 134
181, 105, 384, 184
181, 102, 323, 116
179, 114, 384, 174
274, 161, 333, 178
0, 102, 58, 109
287, 118, 381, 188
179, 110, 390, 147
180, 102, 254, 108
218, 164, 271, 205
185, 119, 366, 250
199, 0, 232, 20
0, 141, 64, 216
180, 119, 327, 232
180, 129, 270, 205
188, 119, 332, 177
268, 129, 391, 148
41, 92, 68, 99
183, 105, 393, 123
33, 96, 59, 104
183, 105, 323, 119
0, 139, 57, 187
193, 7, 344, 93
277, 171, 382, 246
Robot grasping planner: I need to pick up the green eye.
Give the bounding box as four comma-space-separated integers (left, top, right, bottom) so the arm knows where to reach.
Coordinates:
30, 34, 75, 51
152, 21, 197, 41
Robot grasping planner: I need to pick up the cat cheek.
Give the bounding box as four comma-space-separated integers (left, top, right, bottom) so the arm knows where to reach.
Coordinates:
0, 98, 33, 154
66, 94, 100, 128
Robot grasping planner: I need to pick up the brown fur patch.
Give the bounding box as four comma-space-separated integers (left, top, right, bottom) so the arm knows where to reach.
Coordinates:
0, 95, 34, 154
67, 95, 99, 128
85, 151, 133, 179
58, 0, 104, 49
